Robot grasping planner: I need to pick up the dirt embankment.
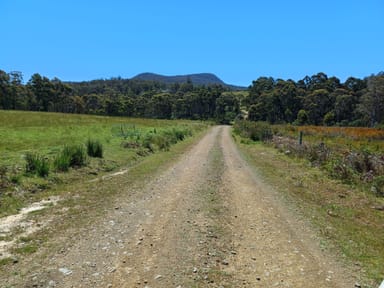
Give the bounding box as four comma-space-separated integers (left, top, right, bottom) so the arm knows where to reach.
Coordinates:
2, 126, 358, 287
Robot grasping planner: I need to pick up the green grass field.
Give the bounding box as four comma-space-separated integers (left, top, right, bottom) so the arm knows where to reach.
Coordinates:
0, 110, 205, 165
0, 110, 208, 216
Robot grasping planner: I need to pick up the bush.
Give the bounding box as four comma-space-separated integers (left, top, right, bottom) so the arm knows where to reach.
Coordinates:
25, 153, 49, 177
372, 176, 384, 197
153, 127, 192, 151
307, 143, 330, 165
234, 120, 273, 142
86, 139, 103, 158
153, 134, 171, 151
141, 134, 155, 153
325, 157, 355, 183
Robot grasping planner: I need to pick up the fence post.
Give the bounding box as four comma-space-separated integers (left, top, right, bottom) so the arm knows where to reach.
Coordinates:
299, 131, 303, 145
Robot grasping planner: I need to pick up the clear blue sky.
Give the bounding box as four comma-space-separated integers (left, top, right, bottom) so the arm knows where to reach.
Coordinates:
1, 0, 383, 86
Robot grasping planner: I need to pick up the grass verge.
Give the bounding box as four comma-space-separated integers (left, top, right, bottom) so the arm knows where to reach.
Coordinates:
233, 132, 384, 287
0, 110, 208, 217
0, 125, 210, 284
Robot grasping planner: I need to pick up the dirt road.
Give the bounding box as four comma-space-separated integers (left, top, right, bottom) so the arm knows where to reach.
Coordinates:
6, 126, 356, 287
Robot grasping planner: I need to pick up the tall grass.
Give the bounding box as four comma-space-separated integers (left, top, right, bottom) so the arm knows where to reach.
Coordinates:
63, 145, 87, 167
54, 151, 71, 172
86, 139, 103, 158
53, 145, 87, 172
275, 125, 384, 151
25, 153, 49, 177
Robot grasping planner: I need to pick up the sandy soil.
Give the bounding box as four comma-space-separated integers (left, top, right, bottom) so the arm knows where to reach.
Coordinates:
0, 197, 60, 260
2, 126, 357, 287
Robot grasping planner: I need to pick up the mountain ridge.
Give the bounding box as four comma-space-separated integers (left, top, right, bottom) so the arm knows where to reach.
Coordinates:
132, 72, 245, 90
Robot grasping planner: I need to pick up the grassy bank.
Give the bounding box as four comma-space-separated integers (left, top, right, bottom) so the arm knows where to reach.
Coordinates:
232, 124, 384, 286
0, 119, 210, 284
0, 110, 208, 217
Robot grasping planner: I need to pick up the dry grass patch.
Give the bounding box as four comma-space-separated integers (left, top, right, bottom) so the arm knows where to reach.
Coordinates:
234, 135, 384, 286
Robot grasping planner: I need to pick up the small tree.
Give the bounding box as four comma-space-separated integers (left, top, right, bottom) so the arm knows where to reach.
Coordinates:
323, 111, 336, 126
296, 109, 309, 125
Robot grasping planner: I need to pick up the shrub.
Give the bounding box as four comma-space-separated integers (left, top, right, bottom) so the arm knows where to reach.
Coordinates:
136, 147, 150, 157
86, 139, 103, 158
25, 153, 49, 177
136, 127, 191, 154
141, 134, 155, 153
325, 157, 355, 183
234, 120, 273, 142
173, 127, 192, 141
307, 143, 330, 165
153, 134, 171, 151
372, 176, 384, 197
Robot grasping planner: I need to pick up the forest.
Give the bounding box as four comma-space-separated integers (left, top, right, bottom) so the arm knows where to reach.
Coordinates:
247, 72, 384, 127
0, 69, 383, 127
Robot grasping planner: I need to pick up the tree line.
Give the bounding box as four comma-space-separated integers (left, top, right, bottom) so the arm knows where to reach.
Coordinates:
246, 72, 384, 127
1, 69, 383, 126
0, 70, 239, 123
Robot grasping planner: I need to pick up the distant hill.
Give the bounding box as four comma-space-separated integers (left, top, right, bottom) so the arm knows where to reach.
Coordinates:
132, 72, 245, 90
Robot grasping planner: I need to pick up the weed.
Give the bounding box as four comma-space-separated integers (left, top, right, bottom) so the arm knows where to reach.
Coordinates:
113, 124, 141, 140
136, 148, 150, 157
0, 258, 13, 266
0, 166, 8, 188
25, 153, 49, 177
0, 166, 7, 178
63, 145, 87, 167
38, 161, 49, 178
121, 141, 140, 149
371, 176, 384, 196
86, 139, 103, 158
54, 145, 87, 171
53, 151, 71, 172
19, 236, 33, 243
25, 153, 39, 174
153, 134, 171, 151
10, 174, 22, 185
141, 134, 155, 153
13, 244, 38, 255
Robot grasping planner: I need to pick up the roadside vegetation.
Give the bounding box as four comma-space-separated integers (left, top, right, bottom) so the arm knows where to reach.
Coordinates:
0, 110, 207, 217
233, 120, 384, 285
